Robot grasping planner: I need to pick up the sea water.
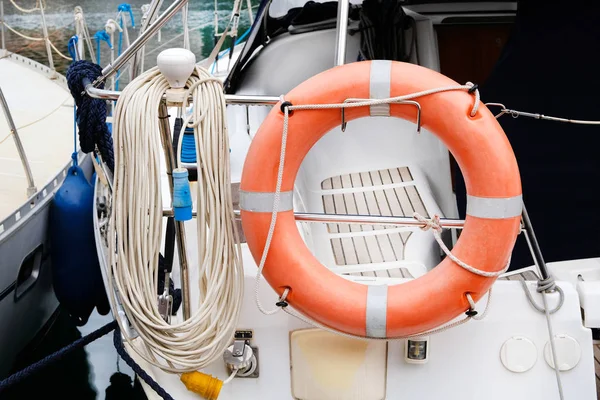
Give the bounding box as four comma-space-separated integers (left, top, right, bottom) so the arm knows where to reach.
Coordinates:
2, 0, 252, 76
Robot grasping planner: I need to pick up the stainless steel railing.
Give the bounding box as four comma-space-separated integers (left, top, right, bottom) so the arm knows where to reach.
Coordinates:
0, 86, 37, 196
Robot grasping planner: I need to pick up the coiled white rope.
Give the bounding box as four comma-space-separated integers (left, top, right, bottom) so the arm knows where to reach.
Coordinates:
108, 65, 244, 373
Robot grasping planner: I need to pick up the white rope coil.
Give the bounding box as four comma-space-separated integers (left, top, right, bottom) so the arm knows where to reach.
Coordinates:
108, 65, 244, 373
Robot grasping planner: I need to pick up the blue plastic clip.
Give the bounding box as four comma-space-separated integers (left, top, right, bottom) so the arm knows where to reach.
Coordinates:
172, 168, 192, 221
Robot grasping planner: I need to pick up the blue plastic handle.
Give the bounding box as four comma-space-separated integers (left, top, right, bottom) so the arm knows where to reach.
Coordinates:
172, 168, 192, 221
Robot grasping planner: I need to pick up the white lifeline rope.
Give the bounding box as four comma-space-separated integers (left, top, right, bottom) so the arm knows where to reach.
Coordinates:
519, 276, 565, 399
9, 0, 45, 13
488, 99, 571, 400
281, 288, 493, 341
487, 102, 600, 125
254, 83, 493, 318
413, 213, 510, 277
108, 65, 243, 374
3, 22, 71, 60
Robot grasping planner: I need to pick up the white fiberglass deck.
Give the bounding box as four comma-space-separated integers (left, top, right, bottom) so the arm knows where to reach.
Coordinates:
0, 51, 74, 222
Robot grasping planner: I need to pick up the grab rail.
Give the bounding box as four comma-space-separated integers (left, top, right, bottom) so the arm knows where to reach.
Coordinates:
0, 86, 37, 196
83, 77, 281, 105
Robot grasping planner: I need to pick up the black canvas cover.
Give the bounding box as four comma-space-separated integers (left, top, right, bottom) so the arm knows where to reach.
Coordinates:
454, 1, 600, 269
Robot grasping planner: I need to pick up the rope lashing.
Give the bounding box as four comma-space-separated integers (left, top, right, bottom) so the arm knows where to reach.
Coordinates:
520, 275, 564, 315
66, 60, 115, 172
0, 320, 117, 393
414, 212, 510, 277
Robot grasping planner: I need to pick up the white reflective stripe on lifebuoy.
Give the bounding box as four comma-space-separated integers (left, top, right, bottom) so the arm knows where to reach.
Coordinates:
239, 190, 294, 212
369, 60, 392, 117
366, 284, 388, 338
466, 194, 523, 219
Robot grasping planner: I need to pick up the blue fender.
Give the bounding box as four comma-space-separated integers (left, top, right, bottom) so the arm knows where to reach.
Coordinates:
50, 165, 109, 326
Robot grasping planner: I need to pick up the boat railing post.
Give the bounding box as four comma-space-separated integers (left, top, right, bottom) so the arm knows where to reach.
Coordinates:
520, 203, 552, 282
82, 80, 282, 106
246, 0, 254, 24
0, 87, 37, 197
182, 3, 190, 50
1, 1, 6, 50
38, 0, 55, 71
158, 101, 191, 320
334, 0, 349, 66
131, 0, 164, 79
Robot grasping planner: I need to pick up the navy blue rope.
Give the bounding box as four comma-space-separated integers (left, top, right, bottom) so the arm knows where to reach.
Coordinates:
113, 327, 175, 400
0, 320, 117, 393
66, 60, 115, 172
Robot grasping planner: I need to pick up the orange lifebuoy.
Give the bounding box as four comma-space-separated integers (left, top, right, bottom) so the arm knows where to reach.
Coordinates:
240, 61, 522, 338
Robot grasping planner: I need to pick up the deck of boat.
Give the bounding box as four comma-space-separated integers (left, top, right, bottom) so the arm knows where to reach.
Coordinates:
0, 50, 73, 223
318, 165, 600, 395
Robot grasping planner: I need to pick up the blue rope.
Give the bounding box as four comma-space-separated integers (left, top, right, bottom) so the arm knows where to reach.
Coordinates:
93, 30, 113, 65
113, 327, 175, 400
0, 320, 117, 393
68, 35, 79, 62
66, 60, 115, 172
117, 3, 135, 28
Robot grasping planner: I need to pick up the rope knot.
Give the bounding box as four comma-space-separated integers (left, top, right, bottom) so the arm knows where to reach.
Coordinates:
413, 212, 442, 233
275, 288, 290, 308
537, 276, 557, 293
465, 81, 480, 117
